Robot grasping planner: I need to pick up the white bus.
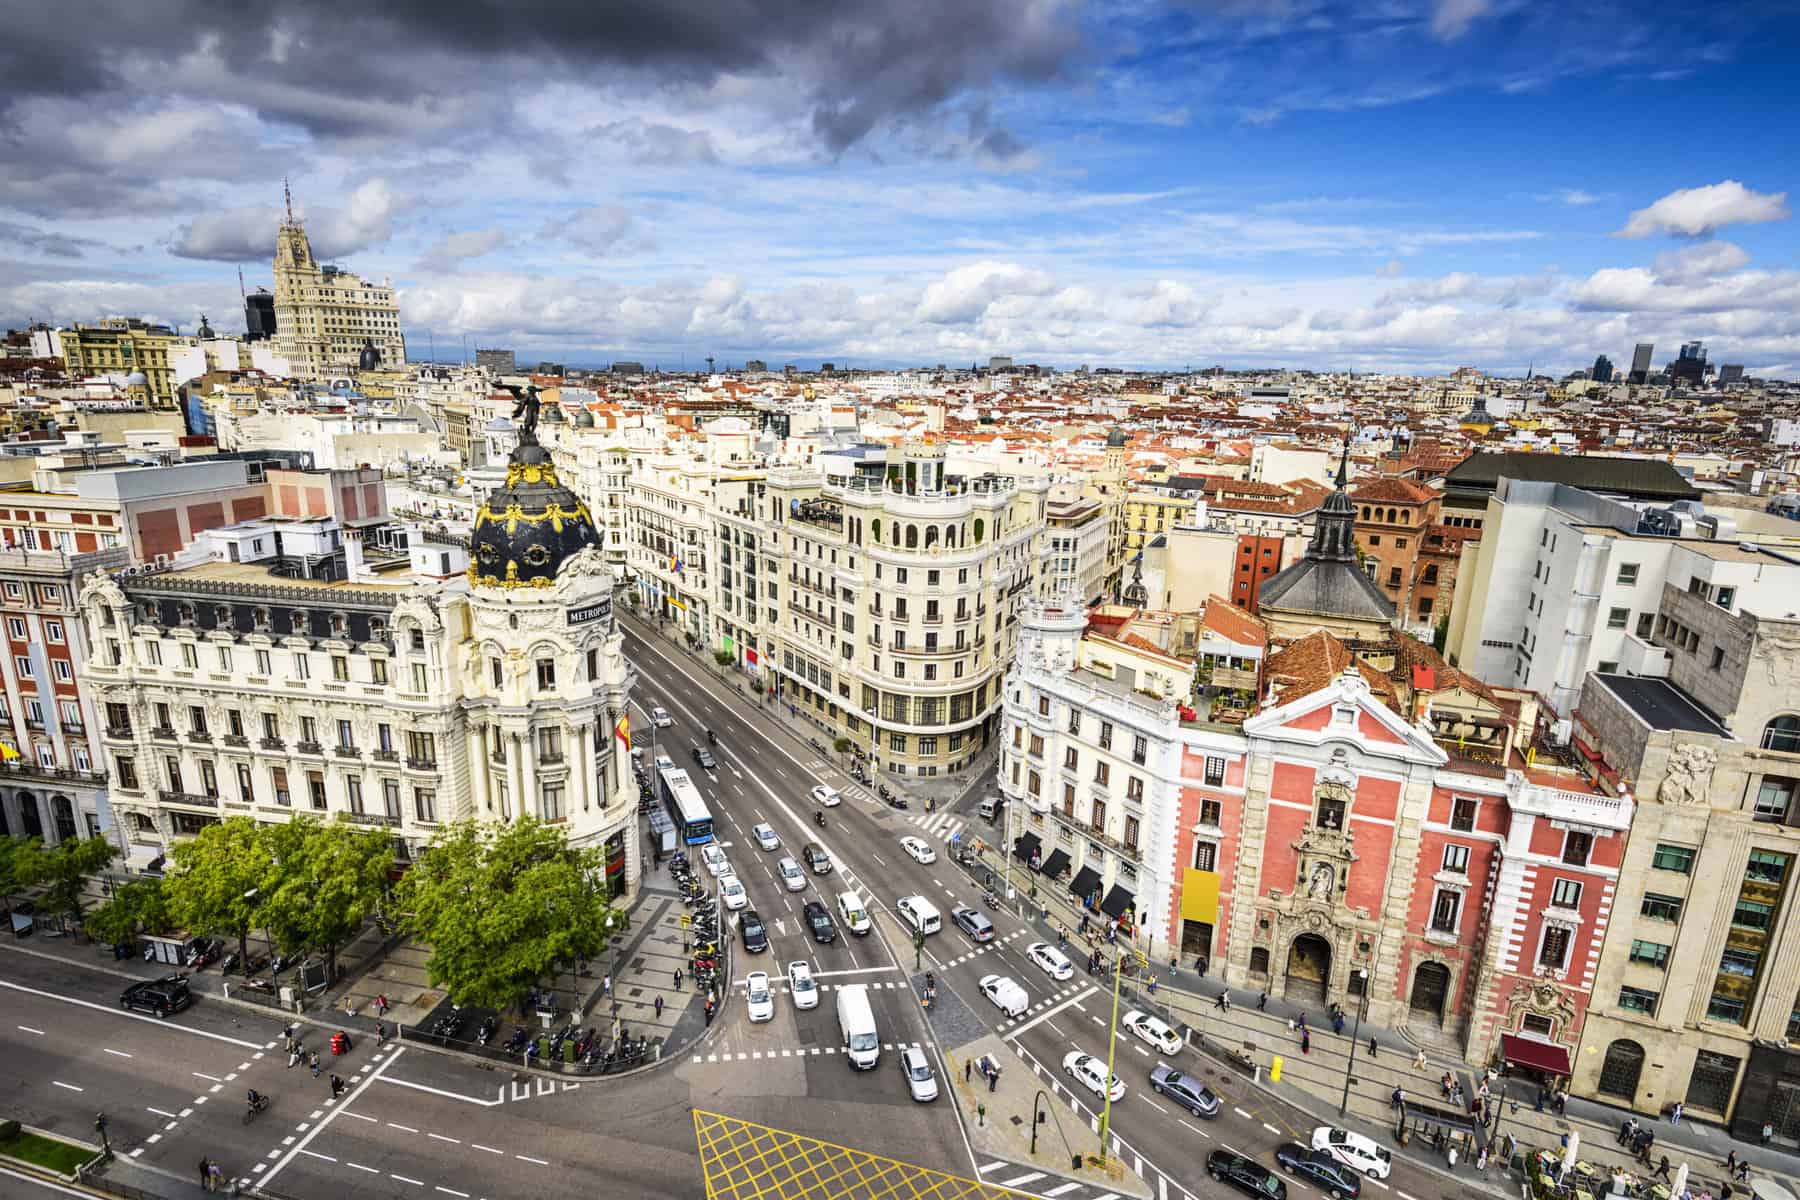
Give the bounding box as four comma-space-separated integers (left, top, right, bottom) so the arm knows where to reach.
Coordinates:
658, 765, 714, 845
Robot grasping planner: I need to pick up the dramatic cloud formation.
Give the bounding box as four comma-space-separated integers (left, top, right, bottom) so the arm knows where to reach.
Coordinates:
1616, 180, 1791, 239
172, 179, 403, 262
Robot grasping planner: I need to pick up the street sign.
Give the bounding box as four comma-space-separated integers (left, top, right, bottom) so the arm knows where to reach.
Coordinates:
680, 914, 691, 928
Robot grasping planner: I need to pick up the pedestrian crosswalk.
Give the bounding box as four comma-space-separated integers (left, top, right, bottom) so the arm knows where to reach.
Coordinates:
693, 1041, 924, 1064
906, 810, 966, 844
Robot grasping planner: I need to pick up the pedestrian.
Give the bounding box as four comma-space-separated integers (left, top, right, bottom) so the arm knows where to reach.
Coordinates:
988, 1065, 999, 1093
1414, 1047, 1429, 1071
1215, 991, 1228, 1011
674, 968, 683, 990
288, 1045, 301, 1069
654, 995, 664, 1019
1726, 1151, 1739, 1175
1056, 925, 1066, 949
1441, 1072, 1454, 1098
199, 1156, 212, 1191
1369, 1036, 1379, 1058
329, 1074, 344, 1099
1198, 957, 1209, 977
1332, 1012, 1345, 1036
376, 994, 389, 1018
1670, 1101, 1684, 1126
1555, 1088, 1567, 1116
1147, 973, 1158, 995
1723, 1181, 1735, 1200
376, 1022, 388, 1047
1257, 991, 1268, 1012
1617, 1119, 1633, 1145
703, 997, 715, 1025
310, 1051, 322, 1078
1657, 1156, 1672, 1182
1391, 1086, 1405, 1110
1534, 1085, 1546, 1112
603, 974, 612, 999
965, 1058, 973, 1083
1762, 1121, 1774, 1145
1301, 1030, 1311, 1055
1170, 955, 1178, 977
1297, 1012, 1307, 1033
1221, 991, 1232, 1012
208, 1163, 223, 1191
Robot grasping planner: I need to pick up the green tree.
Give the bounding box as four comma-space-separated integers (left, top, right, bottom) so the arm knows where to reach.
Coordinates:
0, 835, 32, 901
397, 818, 623, 1009
16, 836, 117, 925
263, 818, 392, 981
84, 878, 171, 946
164, 816, 271, 966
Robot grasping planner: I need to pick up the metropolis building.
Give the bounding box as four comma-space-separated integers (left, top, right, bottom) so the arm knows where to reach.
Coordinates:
81, 418, 640, 896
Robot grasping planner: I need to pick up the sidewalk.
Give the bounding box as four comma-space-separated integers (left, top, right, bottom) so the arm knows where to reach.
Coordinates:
620, 606, 1001, 814
960, 842, 1800, 1197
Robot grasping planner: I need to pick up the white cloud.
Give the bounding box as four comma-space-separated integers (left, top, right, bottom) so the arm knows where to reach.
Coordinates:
544, 205, 637, 256
419, 229, 506, 268
1653, 240, 1751, 281
170, 177, 402, 262
1616, 180, 1791, 239
915, 262, 1055, 325
1430, 0, 1491, 42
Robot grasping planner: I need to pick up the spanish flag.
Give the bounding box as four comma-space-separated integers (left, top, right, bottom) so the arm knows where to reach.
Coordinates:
614, 714, 630, 748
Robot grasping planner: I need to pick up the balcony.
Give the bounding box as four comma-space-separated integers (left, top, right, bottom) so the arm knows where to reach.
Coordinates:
260, 737, 286, 751
1512, 781, 1633, 832
405, 756, 438, 771
0, 761, 105, 787
295, 740, 324, 756
334, 745, 361, 760
344, 810, 402, 828
539, 751, 565, 765
150, 726, 178, 742
159, 790, 220, 809
188, 730, 212, 743
62, 721, 85, 736
372, 749, 399, 762
105, 724, 133, 740
222, 734, 249, 748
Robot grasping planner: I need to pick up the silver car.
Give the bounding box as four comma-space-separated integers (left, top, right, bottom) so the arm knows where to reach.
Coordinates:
900, 1045, 938, 1102
777, 856, 806, 892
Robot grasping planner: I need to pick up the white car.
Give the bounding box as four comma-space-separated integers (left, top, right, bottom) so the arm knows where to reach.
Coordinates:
898, 835, 936, 865
978, 974, 1030, 1018
719, 874, 748, 910
1062, 1051, 1126, 1103
899, 1045, 939, 1103
701, 843, 730, 877
1122, 1010, 1182, 1056
777, 856, 806, 892
752, 823, 780, 851
810, 784, 840, 808
1027, 941, 1074, 981
1311, 1127, 1393, 1180
787, 960, 818, 1010
650, 706, 674, 728
745, 971, 774, 1023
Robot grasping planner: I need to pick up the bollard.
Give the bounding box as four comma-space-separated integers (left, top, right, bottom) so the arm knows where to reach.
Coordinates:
977, 1103, 985, 1127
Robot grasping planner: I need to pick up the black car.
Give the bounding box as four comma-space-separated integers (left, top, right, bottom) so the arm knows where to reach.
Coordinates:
1275, 1145, 1361, 1199
801, 900, 837, 944
801, 842, 832, 874
1149, 1064, 1221, 1117
120, 974, 192, 1018
1208, 1150, 1286, 1200
950, 904, 994, 942
692, 745, 716, 769
738, 909, 768, 953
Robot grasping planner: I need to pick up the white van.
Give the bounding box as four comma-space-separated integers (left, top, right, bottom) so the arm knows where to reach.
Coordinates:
836, 890, 872, 936
978, 795, 1005, 822
896, 895, 942, 936
653, 752, 674, 773
837, 983, 880, 1069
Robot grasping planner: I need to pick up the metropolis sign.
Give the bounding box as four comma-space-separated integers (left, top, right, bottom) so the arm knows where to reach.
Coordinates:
567, 596, 613, 626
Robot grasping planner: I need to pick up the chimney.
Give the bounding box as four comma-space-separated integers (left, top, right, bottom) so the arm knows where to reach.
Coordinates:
343, 527, 371, 584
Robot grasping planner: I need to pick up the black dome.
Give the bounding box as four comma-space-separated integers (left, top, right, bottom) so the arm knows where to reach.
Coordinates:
469, 435, 599, 589
358, 338, 382, 371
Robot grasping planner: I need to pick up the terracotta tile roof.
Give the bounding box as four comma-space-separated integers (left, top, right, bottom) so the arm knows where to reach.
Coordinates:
1351, 476, 1438, 505
1263, 629, 1396, 706
1198, 596, 1269, 648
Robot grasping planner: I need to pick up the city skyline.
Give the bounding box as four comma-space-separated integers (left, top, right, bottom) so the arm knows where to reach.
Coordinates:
1, 0, 1797, 376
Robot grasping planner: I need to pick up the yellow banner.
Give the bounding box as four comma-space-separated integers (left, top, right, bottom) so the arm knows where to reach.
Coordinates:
668, 596, 687, 611
1181, 868, 1220, 924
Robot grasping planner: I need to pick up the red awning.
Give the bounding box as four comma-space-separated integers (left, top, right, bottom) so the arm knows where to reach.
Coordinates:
1500, 1033, 1572, 1077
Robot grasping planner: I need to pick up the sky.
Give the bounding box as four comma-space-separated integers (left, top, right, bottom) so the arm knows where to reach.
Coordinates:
1, 0, 1798, 377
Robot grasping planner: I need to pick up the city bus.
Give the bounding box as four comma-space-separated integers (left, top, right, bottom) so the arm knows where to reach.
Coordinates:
658, 765, 714, 845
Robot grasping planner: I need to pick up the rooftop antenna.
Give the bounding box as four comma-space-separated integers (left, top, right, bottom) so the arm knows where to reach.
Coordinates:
283, 178, 294, 224
237, 266, 247, 304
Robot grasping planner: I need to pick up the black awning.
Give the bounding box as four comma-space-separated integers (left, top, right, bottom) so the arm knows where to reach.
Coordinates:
1100, 884, 1135, 919
1039, 848, 1071, 879
1069, 865, 1101, 902
1013, 832, 1042, 863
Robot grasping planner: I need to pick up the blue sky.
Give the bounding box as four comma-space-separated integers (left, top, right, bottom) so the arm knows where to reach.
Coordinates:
0, 0, 1796, 375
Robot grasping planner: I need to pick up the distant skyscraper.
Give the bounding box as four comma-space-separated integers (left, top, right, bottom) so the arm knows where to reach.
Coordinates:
1669, 342, 1708, 385
1591, 354, 1615, 383
272, 183, 404, 380
1628, 342, 1654, 384
475, 347, 516, 373
1678, 340, 1707, 362
1719, 363, 1745, 385
243, 289, 276, 341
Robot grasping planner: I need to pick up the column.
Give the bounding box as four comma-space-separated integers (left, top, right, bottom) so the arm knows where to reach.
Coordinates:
469, 724, 491, 817
519, 731, 536, 822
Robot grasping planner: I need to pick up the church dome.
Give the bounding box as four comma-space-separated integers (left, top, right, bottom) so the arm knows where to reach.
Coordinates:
1107, 427, 1128, 447
358, 338, 383, 371
574, 408, 595, 428
468, 435, 600, 589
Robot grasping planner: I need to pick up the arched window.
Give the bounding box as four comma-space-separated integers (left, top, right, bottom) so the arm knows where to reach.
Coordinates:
972, 518, 985, 544
1764, 716, 1800, 754
905, 525, 918, 549
924, 526, 939, 549
1598, 1039, 1646, 1099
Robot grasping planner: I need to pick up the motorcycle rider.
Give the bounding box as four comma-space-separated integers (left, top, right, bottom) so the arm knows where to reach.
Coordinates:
246, 1088, 265, 1113
814, 809, 826, 827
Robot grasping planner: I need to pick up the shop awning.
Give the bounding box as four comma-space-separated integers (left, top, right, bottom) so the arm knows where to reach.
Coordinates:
1039, 848, 1071, 879
124, 843, 164, 874
1013, 832, 1042, 863
1069, 865, 1101, 903
1500, 1033, 1572, 1077
1100, 884, 1135, 920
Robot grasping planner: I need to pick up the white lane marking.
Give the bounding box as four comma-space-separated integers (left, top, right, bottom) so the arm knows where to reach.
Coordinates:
437, 1189, 470, 1198
1005, 985, 1099, 1039
346, 1162, 379, 1174
1001, 1172, 1046, 1187
147, 1107, 177, 1119
16, 1025, 44, 1035
392, 1175, 425, 1186
1179, 1119, 1211, 1138
871, 854, 886, 866
1263, 1122, 1282, 1134
342, 1111, 378, 1123
261, 1045, 406, 1187
811, 965, 899, 978
388, 1123, 419, 1133
1369, 1181, 1390, 1190
471, 1143, 504, 1155
977, 1161, 1008, 1174
193, 1072, 223, 1082
375, 1074, 503, 1107
52, 1081, 83, 1092
516, 1154, 550, 1166
1397, 1192, 1419, 1200
1045, 1185, 1084, 1197
103, 1048, 132, 1058
1142, 1097, 1169, 1114
300, 1151, 337, 1163
427, 1132, 460, 1144
0, 980, 261, 1048
1234, 1107, 1253, 1119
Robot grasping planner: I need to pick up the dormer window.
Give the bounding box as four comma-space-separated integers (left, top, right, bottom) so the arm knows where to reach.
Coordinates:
330, 611, 348, 638
369, 616, 387, 640
1332, 705, 1356, 727
140, 601, 157, 622
177, 602, 195, 625
253, 606, 272, 632
290, 611, 309, 635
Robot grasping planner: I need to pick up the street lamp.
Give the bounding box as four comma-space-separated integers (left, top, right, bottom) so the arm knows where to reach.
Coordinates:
1338, 967, 1369, 1115
1097, 944, 1146, 1166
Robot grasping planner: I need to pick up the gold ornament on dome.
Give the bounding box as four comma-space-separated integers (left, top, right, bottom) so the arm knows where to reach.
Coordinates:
504, 460, 562, 489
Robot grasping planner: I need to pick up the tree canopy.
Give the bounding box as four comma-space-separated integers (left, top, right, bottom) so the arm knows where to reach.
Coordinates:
15, 835, 116, 923
396, 818, 623, 1009
84, 878, 173, 946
